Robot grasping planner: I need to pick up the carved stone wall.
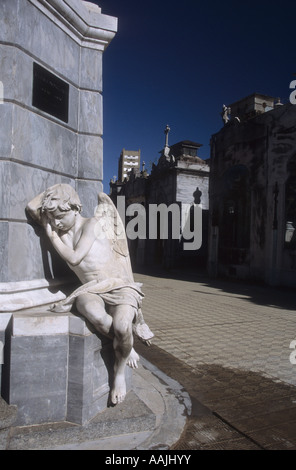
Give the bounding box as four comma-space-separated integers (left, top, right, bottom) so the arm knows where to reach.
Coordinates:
0, 0, 117, 310
208, 101, 296, 286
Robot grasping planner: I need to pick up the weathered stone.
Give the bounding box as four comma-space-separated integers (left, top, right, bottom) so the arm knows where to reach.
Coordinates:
208, 94, 296, 287
0, 397, 17, 450
0, 0, 117, 306
1, 309, 127, 426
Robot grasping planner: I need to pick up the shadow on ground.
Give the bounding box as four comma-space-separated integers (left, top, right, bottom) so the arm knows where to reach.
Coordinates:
134, 266, 296, 312
135, 339, 296, 450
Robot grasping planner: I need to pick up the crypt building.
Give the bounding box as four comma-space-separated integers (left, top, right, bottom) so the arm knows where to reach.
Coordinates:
208, 93, 296, 287
110, 127, 210, 269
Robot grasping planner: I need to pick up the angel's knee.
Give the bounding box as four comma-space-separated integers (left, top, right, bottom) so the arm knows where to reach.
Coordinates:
76, 294, 111, 332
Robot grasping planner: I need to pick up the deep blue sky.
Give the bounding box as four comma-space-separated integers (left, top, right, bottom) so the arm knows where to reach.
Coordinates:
89, 0, 296, 190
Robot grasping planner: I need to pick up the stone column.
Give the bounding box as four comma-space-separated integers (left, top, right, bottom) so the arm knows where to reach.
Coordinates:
0, 0, 121, 427
0, 0, 117, 311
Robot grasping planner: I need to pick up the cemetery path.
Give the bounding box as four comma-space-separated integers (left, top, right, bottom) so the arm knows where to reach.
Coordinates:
134, 267, 296, 450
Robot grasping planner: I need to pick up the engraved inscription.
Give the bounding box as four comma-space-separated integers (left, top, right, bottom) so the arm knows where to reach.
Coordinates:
32, 63, 69, 123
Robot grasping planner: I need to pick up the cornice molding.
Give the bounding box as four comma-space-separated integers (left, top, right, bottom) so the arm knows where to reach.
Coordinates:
29, 0, 118, 50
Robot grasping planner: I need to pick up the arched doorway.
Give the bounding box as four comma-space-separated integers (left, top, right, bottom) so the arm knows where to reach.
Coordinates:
285, 155, 296, 250
219, 165, 251, 265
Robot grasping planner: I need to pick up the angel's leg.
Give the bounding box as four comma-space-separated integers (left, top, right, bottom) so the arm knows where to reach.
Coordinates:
76, 293, 113, 337
108, 304, 135, 405
76, 293, 139, 372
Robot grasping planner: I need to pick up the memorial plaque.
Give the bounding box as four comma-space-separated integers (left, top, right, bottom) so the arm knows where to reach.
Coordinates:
32, 63, 69, 123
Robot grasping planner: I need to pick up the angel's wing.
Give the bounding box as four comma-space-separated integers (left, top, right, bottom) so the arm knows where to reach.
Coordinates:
94, 192, 129, 258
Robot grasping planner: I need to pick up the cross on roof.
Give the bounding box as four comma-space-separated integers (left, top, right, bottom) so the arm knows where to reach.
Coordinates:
164, 124, 170, 147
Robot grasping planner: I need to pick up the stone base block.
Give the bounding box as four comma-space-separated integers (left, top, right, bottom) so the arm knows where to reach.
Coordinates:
0, 307, 131, 426
7, 390, 154, 450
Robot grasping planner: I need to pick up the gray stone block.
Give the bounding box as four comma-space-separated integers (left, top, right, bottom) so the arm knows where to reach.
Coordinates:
76, 180, 104, 218
77, 134, 103, 180
67, 333, 113, 425
1, 310, 122, 427
79, 48, 103, 91
66, 316, 132, 425
0, 161, 74, 221
78, 90, 103, 135
0, 1, 18, 45
6, 222, 51, 282
0, 104, 12, 159
0, 223, 9, 283
12, 1, 80, 84
8, 222, 44, 281
6, 334, 69, 426
11, 105, 78, 174
0, 45, 34, 108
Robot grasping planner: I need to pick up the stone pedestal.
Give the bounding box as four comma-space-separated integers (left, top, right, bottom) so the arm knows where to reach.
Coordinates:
1, 307, 131, 426
0, 0, 125, 429
0, 0, 117, 311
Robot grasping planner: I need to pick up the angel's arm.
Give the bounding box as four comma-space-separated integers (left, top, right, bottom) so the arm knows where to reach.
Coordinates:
26, 192, 45, 224
47, 218, 97, 266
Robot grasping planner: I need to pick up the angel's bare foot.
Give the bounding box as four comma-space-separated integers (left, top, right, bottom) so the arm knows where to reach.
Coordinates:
127, 348, 139, 369
111, 373, 126, 405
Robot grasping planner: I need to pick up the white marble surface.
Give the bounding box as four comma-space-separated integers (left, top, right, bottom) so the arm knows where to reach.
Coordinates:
0, 0, 117, 302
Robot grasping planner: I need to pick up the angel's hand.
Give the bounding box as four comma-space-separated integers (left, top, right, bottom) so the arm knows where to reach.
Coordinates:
41, 214, 53, 238
41, 213, 47, 228
45, 221, 53, 238
45, 222, 60, 241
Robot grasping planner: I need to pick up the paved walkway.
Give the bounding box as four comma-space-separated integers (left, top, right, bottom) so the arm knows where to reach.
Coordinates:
133, 267, 296, 450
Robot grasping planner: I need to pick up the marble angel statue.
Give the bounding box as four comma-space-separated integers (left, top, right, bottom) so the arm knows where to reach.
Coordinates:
27, 184, 154, 405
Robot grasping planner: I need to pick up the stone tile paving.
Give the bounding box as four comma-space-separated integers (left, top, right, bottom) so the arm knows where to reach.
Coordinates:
136, 269, 296, 387
133, 268, 296, 450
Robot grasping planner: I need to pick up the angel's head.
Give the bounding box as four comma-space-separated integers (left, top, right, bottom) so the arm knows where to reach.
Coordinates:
41, 184, 82, 213
41, 184, 82, 231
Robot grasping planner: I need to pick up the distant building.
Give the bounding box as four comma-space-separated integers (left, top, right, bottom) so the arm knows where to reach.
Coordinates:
118, 148, 141, 182
208, 93, 296, 287
110, 128, 210, 269
227, 93, 276, 121
146, 138, 210, 269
